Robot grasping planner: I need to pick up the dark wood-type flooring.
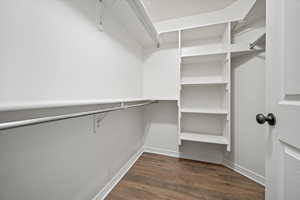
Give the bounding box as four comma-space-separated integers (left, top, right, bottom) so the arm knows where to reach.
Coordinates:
106, 153, 264, 200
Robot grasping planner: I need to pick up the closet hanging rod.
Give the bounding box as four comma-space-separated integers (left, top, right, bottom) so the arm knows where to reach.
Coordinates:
0, 101, 157, 131
250, 33, 266, 49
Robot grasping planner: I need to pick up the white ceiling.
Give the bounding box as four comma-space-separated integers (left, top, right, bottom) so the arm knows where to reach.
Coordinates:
142, 0, 238, 22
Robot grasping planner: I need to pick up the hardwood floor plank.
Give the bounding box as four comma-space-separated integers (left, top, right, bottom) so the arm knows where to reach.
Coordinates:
106, 153, 264, 200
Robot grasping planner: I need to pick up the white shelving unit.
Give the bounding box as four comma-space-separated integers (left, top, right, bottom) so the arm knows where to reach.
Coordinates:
178, 22, 232, 151
141, 1, 260, 152
174, 21, 263, 152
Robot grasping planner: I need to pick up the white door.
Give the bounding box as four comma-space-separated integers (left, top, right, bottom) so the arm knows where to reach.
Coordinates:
265, 0, 300, 199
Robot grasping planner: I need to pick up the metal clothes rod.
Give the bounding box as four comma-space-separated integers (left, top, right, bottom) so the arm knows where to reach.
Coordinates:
250, 33, 266, 49
0, 101, 157, 131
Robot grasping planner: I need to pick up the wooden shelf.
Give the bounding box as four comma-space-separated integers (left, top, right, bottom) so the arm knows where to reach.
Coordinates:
181, 52, 228, 64
148, 97, 178, 101
230, 43, 263, 58
181, 108, 228, 115
180, 132, 229, 145
0, 98, 154, 112
181, 80, 228, 86
181, 23, 228, 43
159, 22, 228, 46
181, 44, 264, 63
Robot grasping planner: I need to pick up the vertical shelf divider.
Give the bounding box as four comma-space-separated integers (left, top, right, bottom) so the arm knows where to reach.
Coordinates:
226, 52, 232, 151
178, 30, 182, 145
226, 22, 232, 152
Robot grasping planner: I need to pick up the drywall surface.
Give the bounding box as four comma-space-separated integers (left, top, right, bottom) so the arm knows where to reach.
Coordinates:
0, 107, 144, 200
144, 102, 179, 152
224, 51, 266, 183
0, 0, 145, 199
142, 46, 180, 99
154, 0, 256, 33
142, 0, 237, 22
0, 0, 143, 105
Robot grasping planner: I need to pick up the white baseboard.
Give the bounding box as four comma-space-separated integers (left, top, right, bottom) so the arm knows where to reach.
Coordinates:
143, 146, 179, 158
92, 147, 144, 200
223, 159, 265, 186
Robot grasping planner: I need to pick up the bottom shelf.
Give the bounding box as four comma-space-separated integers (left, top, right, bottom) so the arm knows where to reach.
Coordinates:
180, 132, 228, 145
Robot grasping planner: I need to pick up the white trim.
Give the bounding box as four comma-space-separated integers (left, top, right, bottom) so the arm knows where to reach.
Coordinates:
223, 159, 265, 186
143, 146, 180, 158
92, 147, 144, 200
0, 98, 153, 112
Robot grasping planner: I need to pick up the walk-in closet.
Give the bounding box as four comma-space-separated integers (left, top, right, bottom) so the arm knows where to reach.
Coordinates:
1, 0, 299, 199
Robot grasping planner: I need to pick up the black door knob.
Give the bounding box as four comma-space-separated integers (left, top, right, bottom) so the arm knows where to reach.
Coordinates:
256, 113, 276, 126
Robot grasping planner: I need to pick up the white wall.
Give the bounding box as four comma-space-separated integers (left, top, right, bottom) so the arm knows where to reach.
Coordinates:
0, 0, 143, 105
0, 107, 144, 200
142, 45, 179, 99
0, 0, 145, 199
223, 51, 266, 183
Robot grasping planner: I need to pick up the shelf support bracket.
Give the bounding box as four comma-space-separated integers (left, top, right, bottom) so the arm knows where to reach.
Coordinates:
250, 33, 266, 49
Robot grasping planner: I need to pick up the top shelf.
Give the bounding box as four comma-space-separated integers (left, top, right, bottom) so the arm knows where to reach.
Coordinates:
0, 98, 158, 112
105, 0, 160, 47
181, 52, 227, 64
